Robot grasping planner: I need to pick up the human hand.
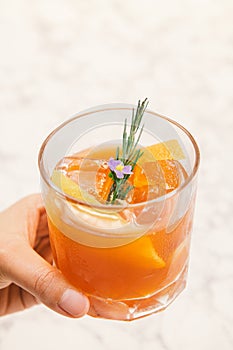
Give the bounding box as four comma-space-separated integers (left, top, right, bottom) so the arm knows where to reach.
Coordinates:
0, 194, 89, 318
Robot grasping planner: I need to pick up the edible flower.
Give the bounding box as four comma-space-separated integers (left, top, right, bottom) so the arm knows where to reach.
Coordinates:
108, 158, 133, 179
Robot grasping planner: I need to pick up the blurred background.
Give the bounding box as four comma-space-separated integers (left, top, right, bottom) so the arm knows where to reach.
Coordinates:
0, 0, 232, 349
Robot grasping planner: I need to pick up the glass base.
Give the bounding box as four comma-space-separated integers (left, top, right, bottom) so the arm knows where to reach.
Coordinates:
88, 265, 188, 321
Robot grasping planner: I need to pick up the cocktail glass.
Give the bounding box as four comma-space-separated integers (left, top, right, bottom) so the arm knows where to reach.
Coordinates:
38, 104, 200, 321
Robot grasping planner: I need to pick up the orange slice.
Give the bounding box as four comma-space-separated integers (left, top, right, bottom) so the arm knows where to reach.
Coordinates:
95, 163, 149, 204
95, 164, 114, 201
96, 160, 180, 203
113, 235, 166, 269
51, 170, 99, 205
95, 140, 184, 203
146, 139, 185, 161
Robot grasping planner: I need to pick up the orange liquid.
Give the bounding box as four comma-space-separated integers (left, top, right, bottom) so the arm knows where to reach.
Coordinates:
48, 146, 192, 301
48, 213, 191, 300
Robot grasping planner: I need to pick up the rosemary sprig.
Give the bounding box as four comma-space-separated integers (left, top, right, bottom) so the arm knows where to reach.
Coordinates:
107, 98, 148, 203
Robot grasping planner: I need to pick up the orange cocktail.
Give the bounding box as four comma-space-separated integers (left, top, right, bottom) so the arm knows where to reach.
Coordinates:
39, 102, 199, 320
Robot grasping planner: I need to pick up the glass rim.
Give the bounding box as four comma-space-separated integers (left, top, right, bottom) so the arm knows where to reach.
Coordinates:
38, 105, 200, 209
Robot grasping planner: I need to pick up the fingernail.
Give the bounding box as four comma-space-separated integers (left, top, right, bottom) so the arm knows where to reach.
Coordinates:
58, 289, 89, 317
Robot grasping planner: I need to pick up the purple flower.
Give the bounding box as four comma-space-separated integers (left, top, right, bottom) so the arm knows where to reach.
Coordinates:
108, 158, 133, 179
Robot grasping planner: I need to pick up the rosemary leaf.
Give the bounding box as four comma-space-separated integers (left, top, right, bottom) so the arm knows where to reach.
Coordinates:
107, 98, 148, 203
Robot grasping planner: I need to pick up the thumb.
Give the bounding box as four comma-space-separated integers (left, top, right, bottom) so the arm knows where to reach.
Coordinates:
3, 243, 89, 318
